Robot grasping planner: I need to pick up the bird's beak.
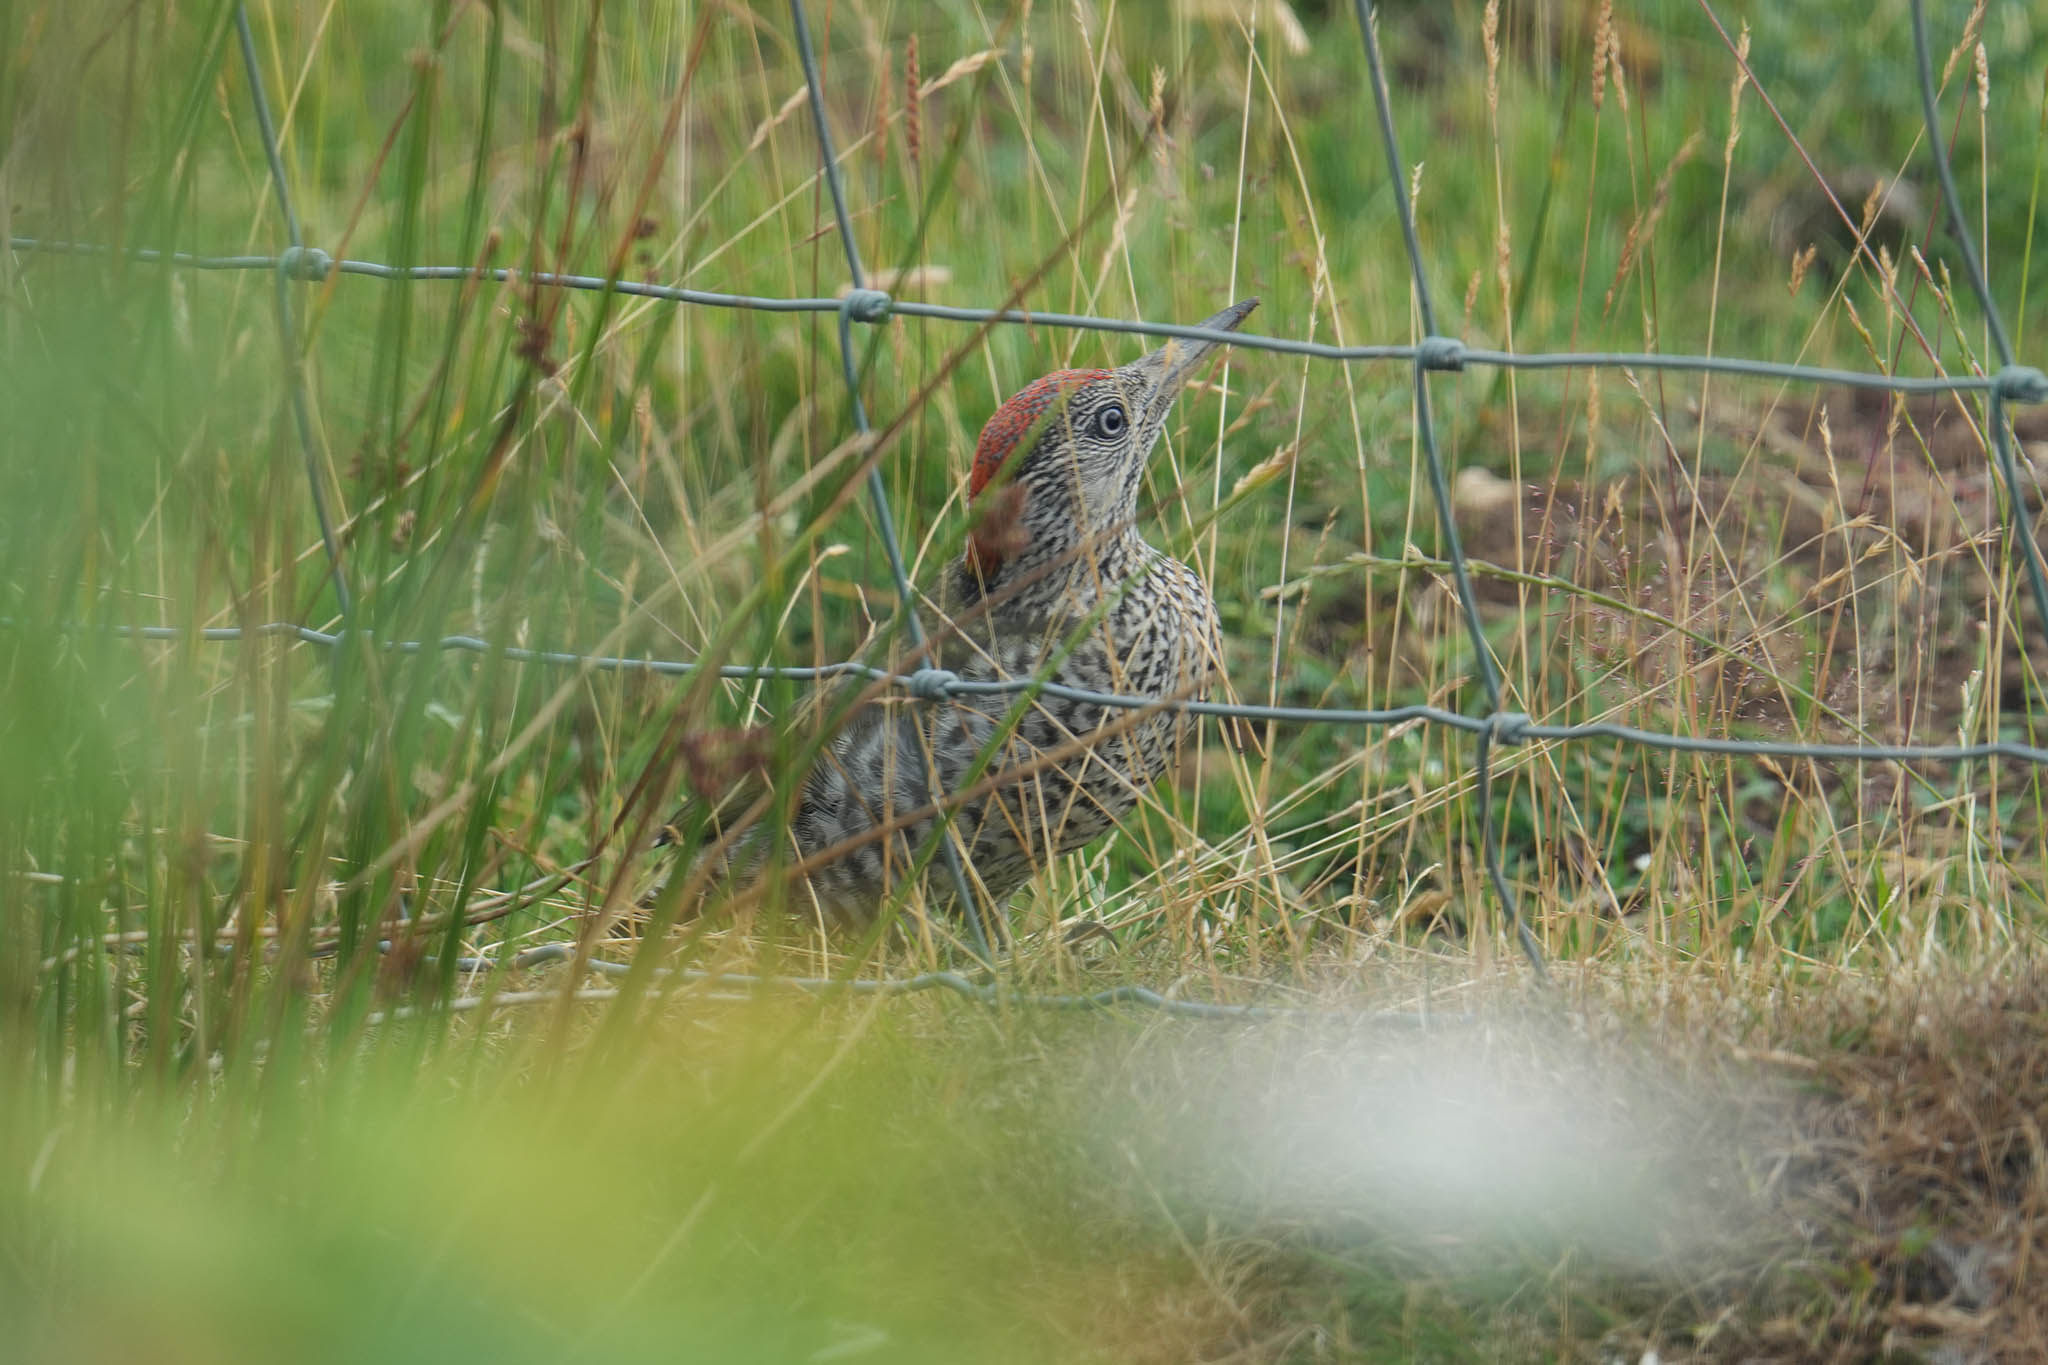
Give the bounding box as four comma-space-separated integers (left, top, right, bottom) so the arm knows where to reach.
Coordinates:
1132, 297, 1260, 431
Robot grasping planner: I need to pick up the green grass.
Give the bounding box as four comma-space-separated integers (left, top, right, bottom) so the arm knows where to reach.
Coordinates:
5, 0, 2048, 1358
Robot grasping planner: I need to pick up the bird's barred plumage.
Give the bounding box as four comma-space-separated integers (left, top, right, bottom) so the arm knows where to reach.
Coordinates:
687, 299, 1258, 925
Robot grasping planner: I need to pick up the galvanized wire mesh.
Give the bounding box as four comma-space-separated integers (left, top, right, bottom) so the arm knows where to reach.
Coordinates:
10, 0, 2048, 1012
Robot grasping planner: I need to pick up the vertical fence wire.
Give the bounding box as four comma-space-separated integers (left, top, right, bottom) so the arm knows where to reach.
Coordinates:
1907, 0, 2048, 641
1353, 0, 1544, 976
235, 4, 352, 619
787, 0, 993, 964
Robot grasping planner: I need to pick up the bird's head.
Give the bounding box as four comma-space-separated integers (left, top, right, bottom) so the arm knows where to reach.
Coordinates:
962, 298, 1259, 585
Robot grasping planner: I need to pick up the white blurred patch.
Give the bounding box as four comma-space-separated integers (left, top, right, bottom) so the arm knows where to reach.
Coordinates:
1110, 1014, 1746, 1268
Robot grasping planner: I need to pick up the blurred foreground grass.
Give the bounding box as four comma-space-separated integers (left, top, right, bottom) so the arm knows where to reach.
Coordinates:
1, 1002, 1180, 1363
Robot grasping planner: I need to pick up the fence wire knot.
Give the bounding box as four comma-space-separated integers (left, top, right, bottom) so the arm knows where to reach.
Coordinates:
1992, 365, 2048, 405
1417, 335, 1467, 371
840, 287, 893, 324
906, 667, 958, 702
277, 245, 333, 282
1487, 712, 1532, 746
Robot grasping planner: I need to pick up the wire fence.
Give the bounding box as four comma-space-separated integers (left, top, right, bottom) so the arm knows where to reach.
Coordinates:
9, 0, 2048, 1010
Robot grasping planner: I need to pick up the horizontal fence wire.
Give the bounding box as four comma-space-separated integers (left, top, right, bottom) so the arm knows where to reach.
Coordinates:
362, 986, 1448, 1027
73, 621, 2048, 767
8, 0, 2048, 1006
12, 237, 2046, 400
431, 943, 1453, 1026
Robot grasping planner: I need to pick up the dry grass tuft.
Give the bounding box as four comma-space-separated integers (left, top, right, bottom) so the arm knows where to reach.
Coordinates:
1725, 970, 2048, 1361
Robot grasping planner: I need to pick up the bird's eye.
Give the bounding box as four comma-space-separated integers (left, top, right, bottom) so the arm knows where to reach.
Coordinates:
1092, 403, 1128, 439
